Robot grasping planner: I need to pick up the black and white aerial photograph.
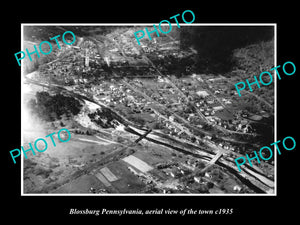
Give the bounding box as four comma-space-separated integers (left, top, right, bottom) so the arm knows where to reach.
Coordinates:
22, 24, 275, 195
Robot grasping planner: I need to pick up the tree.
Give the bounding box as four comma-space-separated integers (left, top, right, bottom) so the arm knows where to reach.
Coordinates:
180, 26, 274, 73
29, 92, 82, 122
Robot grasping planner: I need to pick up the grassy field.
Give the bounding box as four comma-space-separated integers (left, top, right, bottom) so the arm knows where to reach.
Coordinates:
52, 174, 107, 193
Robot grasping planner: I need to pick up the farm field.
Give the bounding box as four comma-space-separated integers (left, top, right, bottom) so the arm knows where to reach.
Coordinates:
122, 155, 154, 173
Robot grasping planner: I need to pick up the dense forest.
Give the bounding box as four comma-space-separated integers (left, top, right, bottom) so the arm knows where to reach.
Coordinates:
27, 92, 83, 122
180, 26, 274, 73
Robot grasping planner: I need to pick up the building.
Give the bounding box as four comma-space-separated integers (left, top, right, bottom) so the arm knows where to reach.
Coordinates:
213, 106, 224, 111
194, 176, 202, 183
196, 90, 209, 98
204, 135, 212, 140
222, 98, 232, 105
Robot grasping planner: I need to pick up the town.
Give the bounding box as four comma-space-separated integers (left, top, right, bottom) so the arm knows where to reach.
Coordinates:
22, 25, 275, 194
15, 31, 76, 66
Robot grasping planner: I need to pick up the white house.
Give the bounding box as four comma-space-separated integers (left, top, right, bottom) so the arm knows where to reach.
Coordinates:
196, 90, 209, 98
194, 176, 201, 183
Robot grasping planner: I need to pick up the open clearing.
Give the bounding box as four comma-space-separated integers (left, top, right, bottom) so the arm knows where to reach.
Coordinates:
122, 155, 154, 173
52, 174, 106, 193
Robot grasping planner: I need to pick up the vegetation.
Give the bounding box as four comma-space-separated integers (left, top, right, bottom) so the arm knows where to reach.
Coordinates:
229, 39, 275, 117
180, 26, 274, 73
23, 26, 275, 194
28, 91, 82, 122
88, 108, 115, 128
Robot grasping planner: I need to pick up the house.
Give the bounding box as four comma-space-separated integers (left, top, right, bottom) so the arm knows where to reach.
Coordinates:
187, 114, 195, 121
169, 115, 175, 122
194, 176, 202, 183
204, 172, 212, 178
196, 90, 209, 98
206, 116, 215, 122
233, 185, 242, 192
224, 145, 230, 150
213, 106, 224, 111
237, 123, 243, 130
192, 74, 204, 82
223, 98, 232, 104
179, 168, 190, 175
157, 76, 165, 82
205, 135, 212, 140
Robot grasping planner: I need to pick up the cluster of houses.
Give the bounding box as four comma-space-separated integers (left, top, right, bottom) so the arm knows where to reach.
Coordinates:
186, 89, 255, 134
152, 158, 217, 193
72, 74, 256, 144
156, 159, 201, 179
